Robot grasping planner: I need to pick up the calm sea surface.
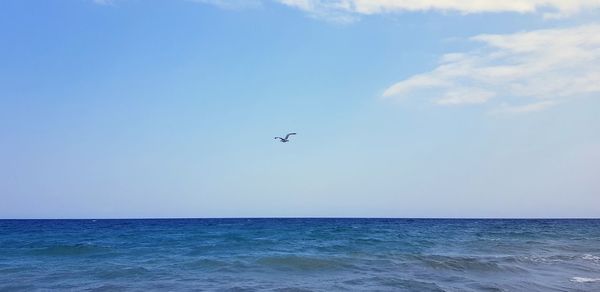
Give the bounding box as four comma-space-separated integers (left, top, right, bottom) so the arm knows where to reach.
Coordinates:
1, 219, 599, 291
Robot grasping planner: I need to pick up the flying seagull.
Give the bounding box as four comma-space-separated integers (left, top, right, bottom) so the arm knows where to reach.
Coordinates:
274, 132, 296, 143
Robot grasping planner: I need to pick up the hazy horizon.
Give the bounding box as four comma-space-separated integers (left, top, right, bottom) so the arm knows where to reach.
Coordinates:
2, 217, 600, 220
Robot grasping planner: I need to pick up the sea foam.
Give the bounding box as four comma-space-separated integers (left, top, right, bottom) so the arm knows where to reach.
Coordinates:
582, 254, 600, 262
570, 277, 600, 283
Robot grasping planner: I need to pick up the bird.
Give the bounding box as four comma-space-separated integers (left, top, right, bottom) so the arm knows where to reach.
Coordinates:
274, 132, 296, 143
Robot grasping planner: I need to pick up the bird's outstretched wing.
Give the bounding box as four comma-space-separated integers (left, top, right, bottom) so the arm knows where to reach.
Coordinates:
274, 137, 283, 140
285, 133, 297, 139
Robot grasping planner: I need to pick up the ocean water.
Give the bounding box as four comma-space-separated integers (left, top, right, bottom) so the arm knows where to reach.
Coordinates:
1, 219, 599, 291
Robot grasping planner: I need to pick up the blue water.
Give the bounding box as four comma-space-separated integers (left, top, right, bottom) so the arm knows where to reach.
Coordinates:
1, 219, 599, 291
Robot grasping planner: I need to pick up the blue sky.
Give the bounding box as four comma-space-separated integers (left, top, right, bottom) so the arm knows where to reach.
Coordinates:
1, 0, 599, 218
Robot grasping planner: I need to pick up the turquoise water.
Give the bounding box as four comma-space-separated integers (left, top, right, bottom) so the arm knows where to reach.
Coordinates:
1, 219, 599, 291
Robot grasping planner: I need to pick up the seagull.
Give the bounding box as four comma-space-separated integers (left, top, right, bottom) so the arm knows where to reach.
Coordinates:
274, 132, 296, 143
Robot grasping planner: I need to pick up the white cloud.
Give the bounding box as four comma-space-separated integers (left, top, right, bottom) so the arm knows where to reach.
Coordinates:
188, 0, 262, 9
277, 0, 358, 22
492, 101, 559, 114
95, 0, 600, 20
96, 0, 262, 9
275, 0, 600, 20
436, 88, 495, 105
93, 0, 113, 5
383, 24, 600, 112
182, 0, 600, 21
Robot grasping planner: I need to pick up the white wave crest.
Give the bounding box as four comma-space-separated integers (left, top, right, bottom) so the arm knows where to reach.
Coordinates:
582, 254, 600, 262
571, 277, 600, 283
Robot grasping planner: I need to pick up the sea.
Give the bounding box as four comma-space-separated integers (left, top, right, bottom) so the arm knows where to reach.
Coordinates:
1, 219, 599, 291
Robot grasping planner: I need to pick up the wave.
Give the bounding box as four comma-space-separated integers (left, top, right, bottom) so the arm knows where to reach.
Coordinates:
582, 254, 600, 262
0, 284, 36, 291
30, 243, 111, 256
257, 255, 351, 271
87, 284, 130, 292
516, 253, 600, 264
180, 258, 238, 272
95, 266, 150, 280
343, 276, 444, 291
570, 277, 600, 283
519, 254, 576, 263
408, 254, 523, 272
272, 288, 313, 292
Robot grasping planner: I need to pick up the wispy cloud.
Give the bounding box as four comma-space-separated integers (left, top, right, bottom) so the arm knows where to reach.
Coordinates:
383, 24, 600, 113
176, 0, 600, 21
187, 0, 262, 10
93, 0, 262, 9
492, 101, 559, 114
277, 0, 358, 22
93, 0, 113, 5
275, 0, 600, 20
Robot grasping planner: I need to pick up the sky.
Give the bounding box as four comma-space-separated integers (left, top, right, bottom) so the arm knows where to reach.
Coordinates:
1, 0, 599, 218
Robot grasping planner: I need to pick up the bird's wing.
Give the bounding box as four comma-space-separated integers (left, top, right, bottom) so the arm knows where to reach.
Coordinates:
274, 137, 282, 140
285, 133, 297, 139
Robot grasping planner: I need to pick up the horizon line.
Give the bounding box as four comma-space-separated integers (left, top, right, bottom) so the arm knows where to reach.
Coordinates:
1, 217, 599, 220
